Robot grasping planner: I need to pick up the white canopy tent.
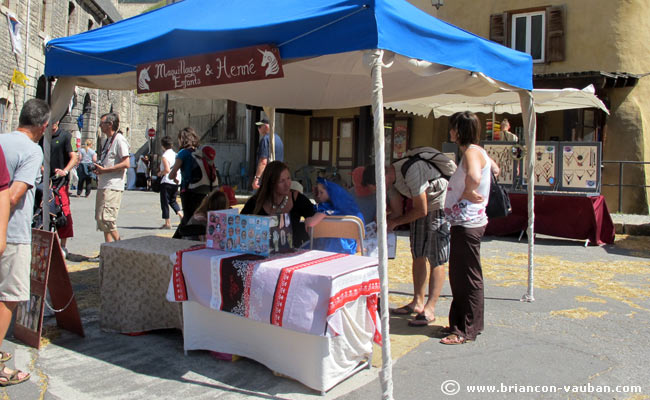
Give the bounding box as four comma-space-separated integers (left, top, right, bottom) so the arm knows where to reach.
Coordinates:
43, 1, 536, 397
386, 84, 610, 302
386, 84, 609, 117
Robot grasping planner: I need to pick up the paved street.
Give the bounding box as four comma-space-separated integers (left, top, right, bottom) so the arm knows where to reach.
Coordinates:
2, 190, 649, 399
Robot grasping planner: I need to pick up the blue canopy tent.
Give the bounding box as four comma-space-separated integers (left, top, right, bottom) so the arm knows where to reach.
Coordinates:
44, 0, 535, 396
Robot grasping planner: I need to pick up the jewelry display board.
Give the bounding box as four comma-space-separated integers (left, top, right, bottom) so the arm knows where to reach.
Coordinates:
559, 142, 601, 193
14, 229, 84, 349
521, 142, 558, 190
482, 142, 517, 186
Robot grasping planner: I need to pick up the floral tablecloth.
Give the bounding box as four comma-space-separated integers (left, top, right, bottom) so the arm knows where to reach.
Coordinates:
100, 235, 198, 333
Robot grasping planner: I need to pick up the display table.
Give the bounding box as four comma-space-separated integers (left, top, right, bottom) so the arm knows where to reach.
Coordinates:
99, 236, 198, 333
167, 248, 381, 393
486, 193, 615, 245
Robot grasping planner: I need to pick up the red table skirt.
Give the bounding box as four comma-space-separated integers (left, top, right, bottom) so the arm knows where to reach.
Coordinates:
486, 193, 615, 246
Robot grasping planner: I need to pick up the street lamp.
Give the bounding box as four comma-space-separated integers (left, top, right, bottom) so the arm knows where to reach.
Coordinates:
432, 0, 444, 10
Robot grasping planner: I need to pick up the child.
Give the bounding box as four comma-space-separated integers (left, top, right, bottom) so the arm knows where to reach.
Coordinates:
306, 177, 364, 254
177, 189, 229, 241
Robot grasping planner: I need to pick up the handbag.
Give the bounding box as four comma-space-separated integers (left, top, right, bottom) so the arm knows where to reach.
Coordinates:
486, 172, 512, 219
151, 176, 161, 193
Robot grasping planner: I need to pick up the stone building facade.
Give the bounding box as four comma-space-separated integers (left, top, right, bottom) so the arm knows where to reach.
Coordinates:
431, 0, 650, 213
1, 0, 156, 154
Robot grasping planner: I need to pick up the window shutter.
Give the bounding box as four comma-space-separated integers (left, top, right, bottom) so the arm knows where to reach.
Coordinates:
489, 13, 508, 46
546, 5, 565, 62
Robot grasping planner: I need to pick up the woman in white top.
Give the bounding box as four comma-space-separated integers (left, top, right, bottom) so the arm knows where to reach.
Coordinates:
442, 111, 499, 345
157, 136, 183, 229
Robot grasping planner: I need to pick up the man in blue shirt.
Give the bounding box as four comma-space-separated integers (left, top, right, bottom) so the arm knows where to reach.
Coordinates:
252, 118, 283, 190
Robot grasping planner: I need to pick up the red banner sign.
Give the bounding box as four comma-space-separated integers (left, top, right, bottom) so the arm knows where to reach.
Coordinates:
136, 45, 284, 94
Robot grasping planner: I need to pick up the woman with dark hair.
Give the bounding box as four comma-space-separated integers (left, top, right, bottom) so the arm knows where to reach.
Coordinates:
178, 189, 229, 241
441, 111, 499, 345
158, 136, 183, 229
241, 161, 316, 247
169, 127, 206, 229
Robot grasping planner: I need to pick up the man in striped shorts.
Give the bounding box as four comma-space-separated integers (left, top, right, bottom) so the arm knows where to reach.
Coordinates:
363, 148, 456, 326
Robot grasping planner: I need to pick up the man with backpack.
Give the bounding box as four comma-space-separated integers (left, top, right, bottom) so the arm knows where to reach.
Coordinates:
362, 147, 456, 326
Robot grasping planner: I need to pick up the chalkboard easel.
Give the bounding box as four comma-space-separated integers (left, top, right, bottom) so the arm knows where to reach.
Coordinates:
13, 229, 84, 349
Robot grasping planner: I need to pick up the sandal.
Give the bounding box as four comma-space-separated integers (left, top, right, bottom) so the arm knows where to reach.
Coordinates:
0, 365, 30, 387
390, 304, 417, 315
0, 352, 11, 363
440, 334, 468, 345
408, 313, 436, 327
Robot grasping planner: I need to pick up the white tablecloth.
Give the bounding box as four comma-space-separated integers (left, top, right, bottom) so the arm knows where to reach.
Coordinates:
167, 248, 381, 341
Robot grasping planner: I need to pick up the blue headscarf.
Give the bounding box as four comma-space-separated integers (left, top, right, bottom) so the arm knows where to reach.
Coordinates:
313, 178, 365, 254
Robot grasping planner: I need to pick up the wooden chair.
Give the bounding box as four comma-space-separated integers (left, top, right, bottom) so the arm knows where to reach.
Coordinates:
309, 215, 365, 255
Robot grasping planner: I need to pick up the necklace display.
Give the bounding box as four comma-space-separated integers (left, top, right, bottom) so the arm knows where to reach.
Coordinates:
271, 195, 289, 212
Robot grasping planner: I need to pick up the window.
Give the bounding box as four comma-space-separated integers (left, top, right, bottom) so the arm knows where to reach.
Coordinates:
87, 19, 93, 31
490, 6, 565, 63
511, 12, 544, 62
3, 0, 10, 9
309, 117, 333, 166
0, 99, 10, 133
67, 2, 76, 36
39, 0, 47, 32
336, 118, 356, 181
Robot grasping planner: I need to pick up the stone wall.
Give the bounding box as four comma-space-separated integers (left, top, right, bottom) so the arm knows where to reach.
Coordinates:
0, 0, 156, 154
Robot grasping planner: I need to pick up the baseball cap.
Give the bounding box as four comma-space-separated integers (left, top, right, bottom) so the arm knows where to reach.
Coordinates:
255, 118, 269, 126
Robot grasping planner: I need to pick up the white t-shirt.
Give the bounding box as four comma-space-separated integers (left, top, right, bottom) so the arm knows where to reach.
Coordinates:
160, 148, 178, 185
97, 133, 130, 191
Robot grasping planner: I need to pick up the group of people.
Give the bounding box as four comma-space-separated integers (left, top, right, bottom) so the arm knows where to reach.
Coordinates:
0, 101, 136, 387
169, 111, 499, 346
0, 103, 497, 388
363, 111, 499, 345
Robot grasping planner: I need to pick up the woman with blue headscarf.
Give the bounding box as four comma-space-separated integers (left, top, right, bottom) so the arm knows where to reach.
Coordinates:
305, 177, 365, 254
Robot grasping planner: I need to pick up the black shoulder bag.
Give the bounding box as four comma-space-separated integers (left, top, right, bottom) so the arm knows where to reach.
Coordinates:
486, 172, 512, 219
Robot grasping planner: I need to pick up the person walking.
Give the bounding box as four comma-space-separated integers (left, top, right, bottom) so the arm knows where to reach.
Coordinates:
157, 136, 183, 229
169, 127, 208, 229
252, 117, 284, 190
94, 113, 130, 243
362, 147, 456, 326
441, 111, 499, 345
0, 98, 49, 386
76, 139, 97, 197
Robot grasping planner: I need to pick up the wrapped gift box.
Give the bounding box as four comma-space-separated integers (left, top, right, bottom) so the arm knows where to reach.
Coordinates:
206, 210, 293, 256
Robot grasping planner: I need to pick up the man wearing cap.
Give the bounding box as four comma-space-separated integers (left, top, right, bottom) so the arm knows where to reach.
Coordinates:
252, 117, 284, 190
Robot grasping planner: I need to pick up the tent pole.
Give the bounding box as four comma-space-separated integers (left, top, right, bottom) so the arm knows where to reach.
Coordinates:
518, 90, 536, 302
369, 48, 393, 400
263, 106, 276, 162
43, 78, 52, 231
492, 105, 496, 140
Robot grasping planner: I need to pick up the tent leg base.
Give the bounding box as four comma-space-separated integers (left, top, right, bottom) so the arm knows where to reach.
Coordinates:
520, 293, 535, 302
